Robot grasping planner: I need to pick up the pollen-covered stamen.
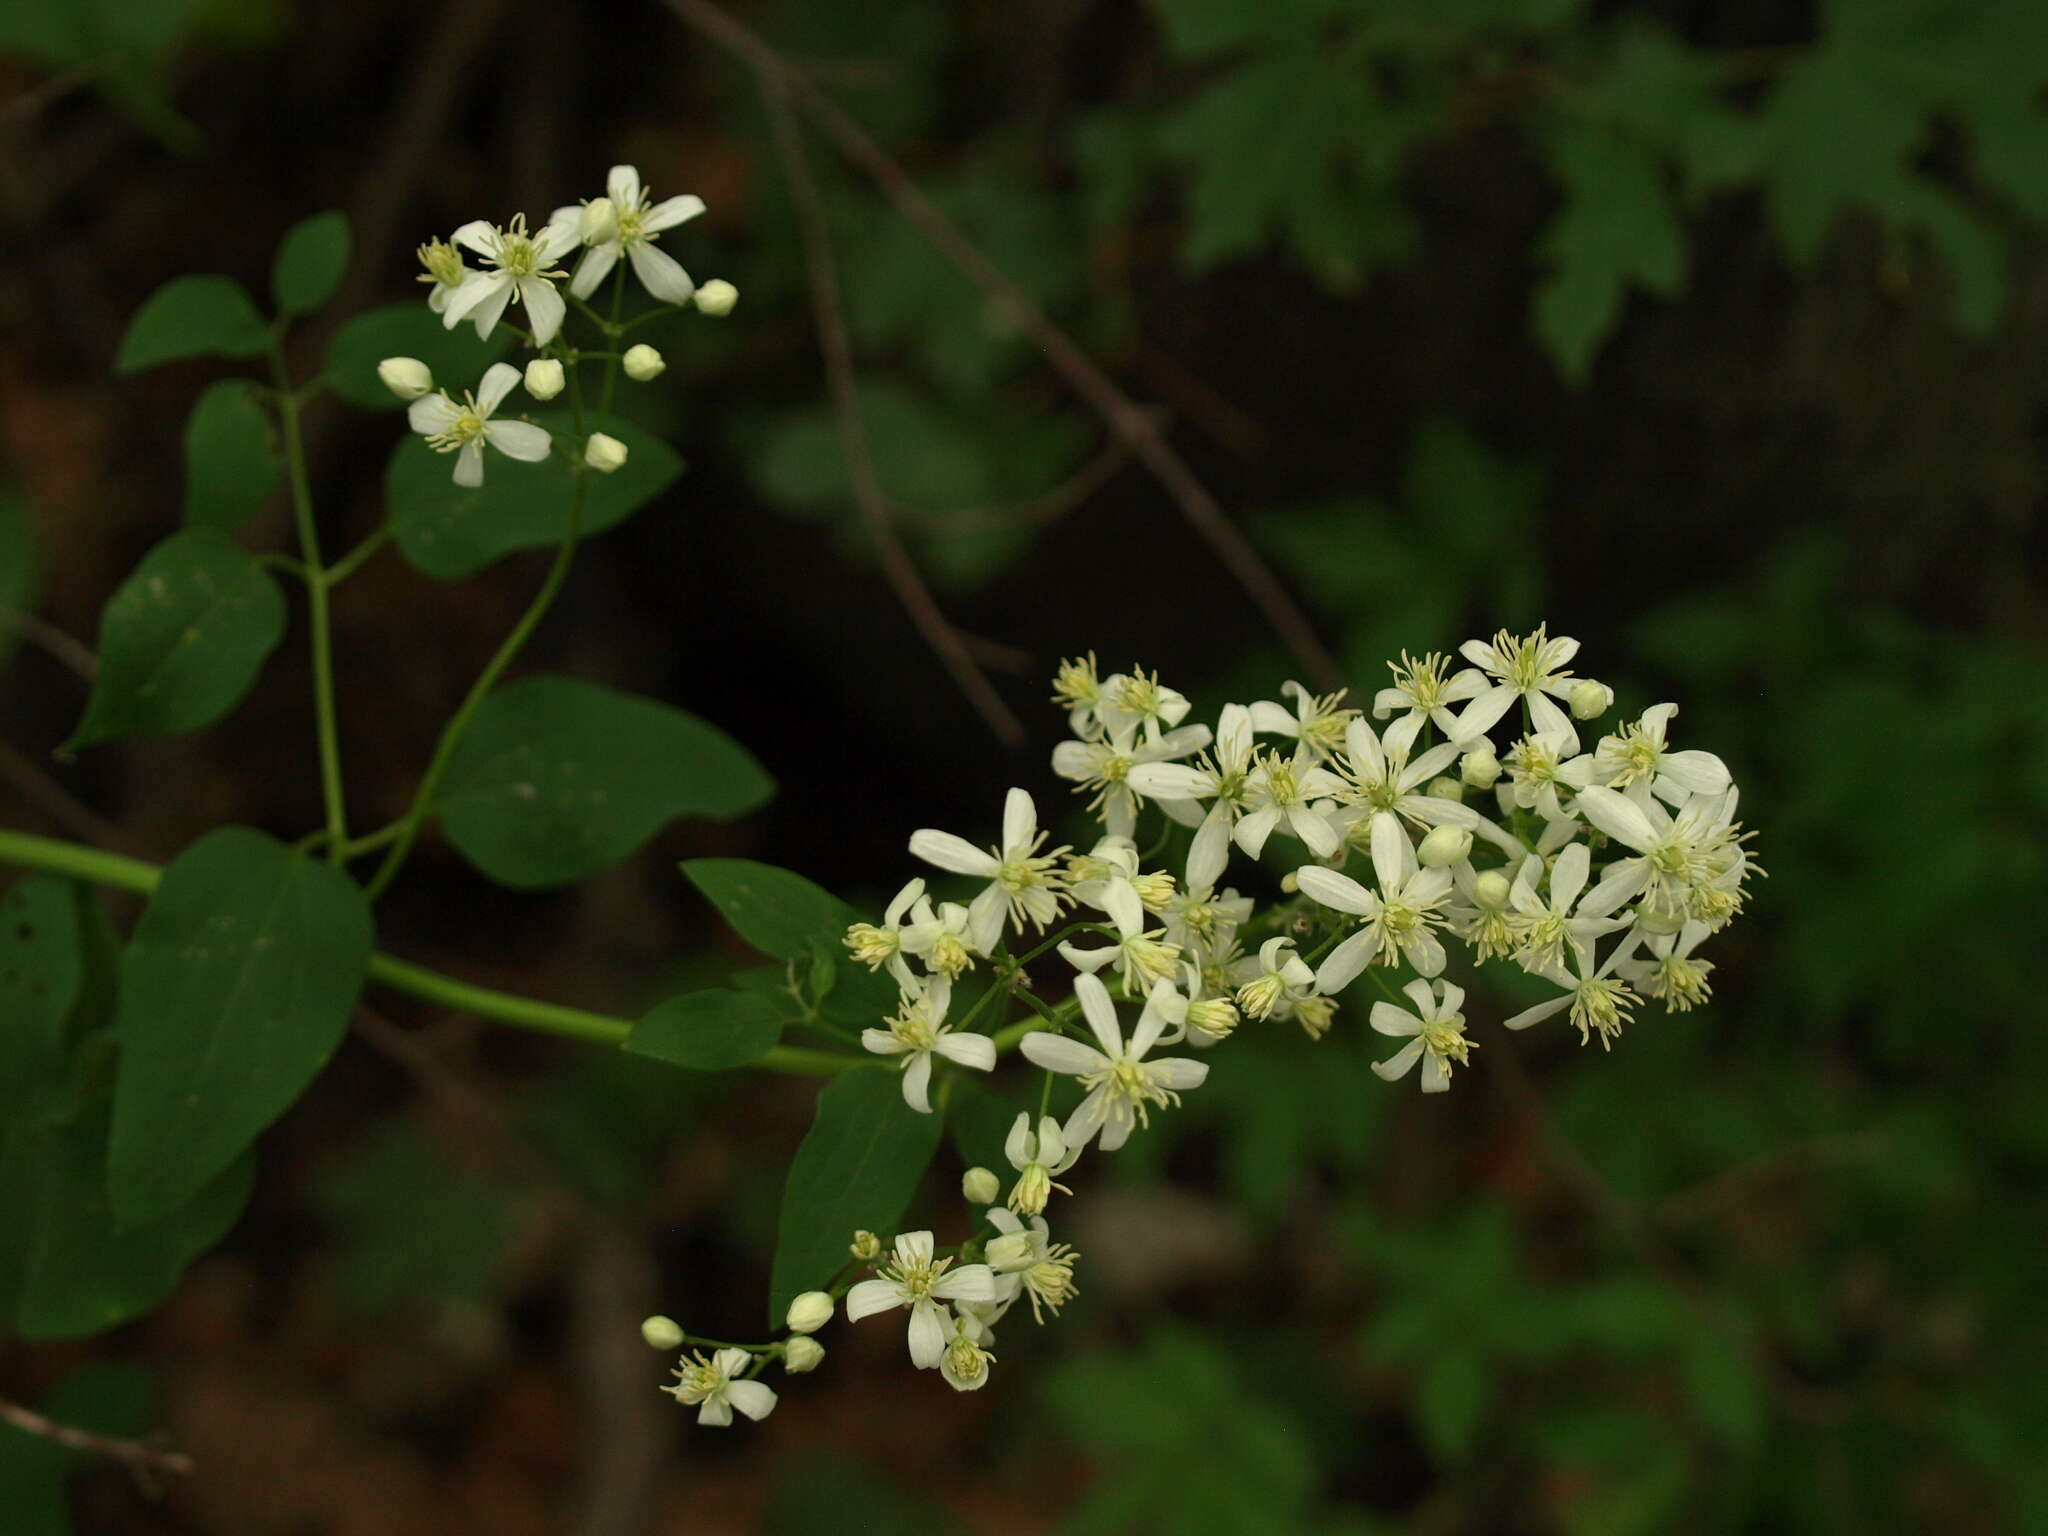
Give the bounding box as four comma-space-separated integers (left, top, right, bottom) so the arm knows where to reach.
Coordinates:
1387, 651, 1455, 712
1507, 735, 1564, 793
1569, 976, 1637, 1049
1515, 910, 1573, 973
483, 213, 560, 282
1599, 721, 1666, 788
884, 998, 942, 1053
944, 1330, 994, 1385
1292, 687, 1355, 754
1490, 623, 1576, 694
416, 237, 465, 290
1081, 1057, 1183, 1131
1051, 653, 1103, 714
844, 922, 901, 969
423, 392, 490, 454
1008, 1162, 1070, 1215
1420, 1018, 1474, 1068
1651, 953, 1714, 1011
664, 1352, 727, 1405
882, 1248, 956, 1302
1111, 667, 1169, 726
1020, 1245, 1080, 1322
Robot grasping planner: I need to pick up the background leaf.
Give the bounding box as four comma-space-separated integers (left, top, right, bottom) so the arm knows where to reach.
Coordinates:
321, 301, 513, 411
768, 1067, 943, 1323
271, 209, 351, 316
105, 827, 371, 1226
182, 379, 278, 529
65, 528, 286, 750
0, 876, 84, 1127
626, 987, 785, 1072
114, 275, 268, 374
682, 858, 855, 960
436, 674, 773, 889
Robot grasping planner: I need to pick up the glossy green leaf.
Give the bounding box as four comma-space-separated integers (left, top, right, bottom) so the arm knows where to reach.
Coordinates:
387, 414, 683, 581
626, 987, 785, 1072
114, 275, 269, 374
183, 379, 278, 529
321, 301, 513, 411
271, 209, 351, 316
769, 1067, 943, 1323
0, 876, 85, 1127
106, 827, 371, 1226
683, 858, 855, 961
11, 1115, 253, 1339
65, 529, 285, 751
437, 675, 772, 888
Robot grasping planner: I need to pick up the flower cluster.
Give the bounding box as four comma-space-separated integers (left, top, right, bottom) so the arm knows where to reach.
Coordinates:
379, 164, 739, 486
650, 627, 1758, 1420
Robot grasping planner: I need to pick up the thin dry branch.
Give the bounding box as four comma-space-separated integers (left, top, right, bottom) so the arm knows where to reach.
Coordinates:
754, 71, 1026, 747
0, 606, 99, 681
660, 0, 1343, 693
0, 1395, 194, 1496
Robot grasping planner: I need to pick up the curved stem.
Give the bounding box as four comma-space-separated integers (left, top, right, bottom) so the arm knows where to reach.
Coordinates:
271, 339, 349, 861
363, 472, 590, 901
0, 827, 859, 1076
325, 523, 392, 586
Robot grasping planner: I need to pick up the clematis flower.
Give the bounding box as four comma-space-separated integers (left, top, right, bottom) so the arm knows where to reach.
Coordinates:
860, 976, 995, 1113
1004, 1112, 1082, 1215
1233, 744, 1344, 859
558, 163, 705, 304
407, 363, 552, 487
1453, 624, 1596, 749
440, 212, 579, 345
908, 787, 1072, 955
1056, 878, 1181, 992
1020, 974, 1209, 1151
984, 1209, 1080, 1322
1368, 978, 1476, 1093
845, 1230, 1000, 1369
662, 1348, 776, 1427
1295, 817, 1453, 990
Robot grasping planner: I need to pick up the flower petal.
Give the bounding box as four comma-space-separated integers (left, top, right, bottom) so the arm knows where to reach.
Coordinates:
908, 829, 998, 877
485, 419, 552, 462
1020, 1031, 1108, 1077
900, 1051, 933, 1113
935, 1031, 996, 1072
907, 1299, 948, 1368
725, 1379, 777, 1421
628, 240, 695, 304
522, 278, 566, 347
1294, 864, 1375, 916
845, 1277, 904, 1323
642, 193, 706, 233
1372, 1038, 1425, 1081
570, 242, 619, 301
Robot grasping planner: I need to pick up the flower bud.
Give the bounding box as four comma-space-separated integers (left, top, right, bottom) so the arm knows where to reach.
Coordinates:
378, 357, 433, 401
579, 195, 618, 247
1570, 679, 1614, 720
640, 1315, 685, 1350
694, 278, 738, 316
1461, 749, 1502, 790
524, 358, 565, 401
1185, 997, 1240, 1044
622, 343, 666, 382
1418, 825, 1473, 868
584, 431, 628, 473
784, 1290, 834, 1334
1279, 870, 1300, 894
849, 1230, 882, 1262
1473, 869, 1512, 909
986, 1232, 1034, 1272
1428, 776, 1465, 803
961, 1167, 1001, 1205
782, 1336, 825, 1373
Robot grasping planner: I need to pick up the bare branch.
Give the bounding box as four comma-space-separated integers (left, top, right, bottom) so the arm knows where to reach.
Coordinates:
0, 1395, 193, 1497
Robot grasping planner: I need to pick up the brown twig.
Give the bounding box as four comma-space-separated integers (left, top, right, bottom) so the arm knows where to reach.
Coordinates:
0, 606, 99, 681
0, 738, 130, 853
754, 71, 1026, 748
0, 1395, 193, 1496
917, 435, 1135, 537
1656, 1129, 1889, 1226
660, 0, 1343, 693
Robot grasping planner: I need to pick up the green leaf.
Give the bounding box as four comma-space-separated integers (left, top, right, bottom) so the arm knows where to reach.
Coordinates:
321, 301, 513, 411
1679, 1329, 1765, 1451
0, 876, 85, 1127
182, 379, 278, 529
10, 1115, 253, 1339
114, 275, 269, 374
436, 675, 773, 889
64, 528, 286, 750
768, 1067, 943, 1323
771, 1450, 974, 1536
1534, 121, 1686, 381
271, 210, 351, 316
0, 491, 41, 672
1415, 1348, 1488, 1460
682, 858, 855, 960
105, 827, 372, 1226
387, 414, 683, 582
626, 988, 786, 1072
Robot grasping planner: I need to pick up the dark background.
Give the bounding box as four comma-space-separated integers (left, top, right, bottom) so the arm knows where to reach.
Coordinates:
2, 0, 2044, 1531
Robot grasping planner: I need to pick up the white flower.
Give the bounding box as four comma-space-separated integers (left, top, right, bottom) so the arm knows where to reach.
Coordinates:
1582, 704, 1731, 805
1574, 784, 1728, 925
844, 877, 928, 988
908, 787, 1072, 954
1050, 653, 1106, 737
1057, 879, 1181, 991
1294, 817, 1453, 990
1503, 931, 1646, 1048
1052, 723, 1212, 839
1233, 936, 1314, 1021
984, 1209, 1080, 1322
1453, 624, 1585, 748
939, 1314, 996, 1391
1373, 651, 1489, 741
1163, 963, 1242, 1044
560, 164, 705, 304
1616, 919, 1717, 1010
414, 237, 470, 322
441, 212, 579, 345
1501, 728, 1579, 823
845, 1230, 1000, 1369
859, 977, 996, 1113
1168, 704, 1259, 884
1330, 713, 1474, 849
1444, 862, 1518, 962
1248, 680, 1357, 758
662, 1348, 776, 1426
1020, 974, 1209, 1151
407, 363, 552, 488
1369, 978, 1476, 1093
1505, 844, 1633, 978
1004, 1112, 1081, 1214
1234, 744, 1344, 859
1097, 666, 1192, 744
898, 896, 979, 981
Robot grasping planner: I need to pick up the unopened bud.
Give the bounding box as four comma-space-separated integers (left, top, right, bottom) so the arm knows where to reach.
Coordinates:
1418, 825, 1473, 868
1473, 870, 1512, 909
640, 1315, 685, 1350
524, 358, 565, 400
782, 1335, 825, 1373
850, 1230, 882, 1262
1570, 679, 1614, 720
622, 343, 666, 382
694, 278, 738, 316
584, 431, 628, 473
986, 1232, 1034, 1272
579, 196, 618, 247
785, 1290, 834, 1334
1279, 870, 1300, 894
961, 1166, 1000, 1205
377, 357, 433, 401
1428, 776, 1465, 803
1461, 749, 1502, 790
1185, 997, 1240, 1044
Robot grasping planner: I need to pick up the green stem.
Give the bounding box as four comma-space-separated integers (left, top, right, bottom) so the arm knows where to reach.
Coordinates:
0, 827, 859, 1076
363, 473, 590, 902
596, 269, 628, 423
325, 524, 391, 586
270, 339, 349, 862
